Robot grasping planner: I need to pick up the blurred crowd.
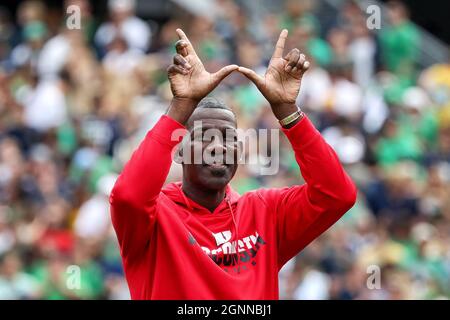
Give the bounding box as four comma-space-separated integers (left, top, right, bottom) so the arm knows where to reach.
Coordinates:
0, 0, 449, 299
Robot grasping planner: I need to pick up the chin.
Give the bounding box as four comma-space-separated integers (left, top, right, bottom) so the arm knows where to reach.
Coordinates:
200, 176, 231, 190
185, 164, 237, 191
200, 166, 235, 190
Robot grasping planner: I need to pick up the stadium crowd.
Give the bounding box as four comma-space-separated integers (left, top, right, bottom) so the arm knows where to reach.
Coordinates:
0, 0, 449, 299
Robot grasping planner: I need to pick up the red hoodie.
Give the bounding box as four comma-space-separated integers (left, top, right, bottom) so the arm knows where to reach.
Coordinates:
110, 114, 357, 300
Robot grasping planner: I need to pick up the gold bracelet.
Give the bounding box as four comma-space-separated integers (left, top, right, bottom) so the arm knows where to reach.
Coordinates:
279, 110, 304, 127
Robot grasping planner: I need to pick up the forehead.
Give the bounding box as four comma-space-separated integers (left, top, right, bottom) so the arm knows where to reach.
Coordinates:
187, 108, 237, 131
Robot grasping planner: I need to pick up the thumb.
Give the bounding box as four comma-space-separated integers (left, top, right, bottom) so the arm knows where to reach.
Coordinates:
238, 66, 264, 89
211, 64, 239, 84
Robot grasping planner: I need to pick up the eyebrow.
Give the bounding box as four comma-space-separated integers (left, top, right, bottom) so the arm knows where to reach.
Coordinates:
190, 125, 237, 133
187, 113, 237, 128
189, 120, 236, 130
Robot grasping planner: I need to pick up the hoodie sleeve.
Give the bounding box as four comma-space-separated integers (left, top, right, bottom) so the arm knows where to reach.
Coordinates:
259, 116, 357, 268
109, 115, 185, 264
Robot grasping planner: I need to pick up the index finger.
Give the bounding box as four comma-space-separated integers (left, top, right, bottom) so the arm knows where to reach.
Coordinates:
176, 28, 197, 56
175, 40, 189, 57
272, 29, 288, 59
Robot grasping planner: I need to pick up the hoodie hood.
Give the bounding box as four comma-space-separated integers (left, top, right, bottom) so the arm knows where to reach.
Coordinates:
162, 182, 242, 261
161, 182, 240, 214
162, 182, 240, 266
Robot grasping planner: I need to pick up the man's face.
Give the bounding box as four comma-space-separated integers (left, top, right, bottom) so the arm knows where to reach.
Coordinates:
181, 108, 240, 191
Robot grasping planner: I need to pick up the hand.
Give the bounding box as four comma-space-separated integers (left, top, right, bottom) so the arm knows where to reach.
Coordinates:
167, 29, 238, 102
238, 30, 310, 119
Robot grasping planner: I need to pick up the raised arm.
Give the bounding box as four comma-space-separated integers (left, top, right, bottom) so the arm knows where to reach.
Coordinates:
110, 29, 237, 263
239, 30, 357, 267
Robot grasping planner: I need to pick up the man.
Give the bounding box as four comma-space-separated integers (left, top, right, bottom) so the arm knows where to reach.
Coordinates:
110, 28, 357, 299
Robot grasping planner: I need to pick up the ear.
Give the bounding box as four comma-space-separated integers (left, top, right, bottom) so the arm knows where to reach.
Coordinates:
174, 144, 184, 164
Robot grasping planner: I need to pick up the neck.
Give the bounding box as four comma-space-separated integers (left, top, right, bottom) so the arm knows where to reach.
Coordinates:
182, 179, 226, 212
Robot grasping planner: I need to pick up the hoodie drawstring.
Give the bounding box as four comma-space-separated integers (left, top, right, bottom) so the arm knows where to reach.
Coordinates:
179, 184, 241, 273
226, 197, 241, 272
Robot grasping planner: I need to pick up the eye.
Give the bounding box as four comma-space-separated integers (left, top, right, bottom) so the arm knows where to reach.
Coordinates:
191, 133, 202, 143
225, 135, 237, 143
225, 129, 238, 143
202, 134, 215, 143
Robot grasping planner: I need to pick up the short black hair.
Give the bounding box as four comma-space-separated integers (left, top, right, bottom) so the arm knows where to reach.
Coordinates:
185, 97, 236, 129
197, 97, 234, 114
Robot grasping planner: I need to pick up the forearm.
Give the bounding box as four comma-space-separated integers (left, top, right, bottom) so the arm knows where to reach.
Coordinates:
273, 116, 356, 266
110, 99, 190, 261
282, 116, 357, 207
111, 106, 186, 209
166, 97, 199, 125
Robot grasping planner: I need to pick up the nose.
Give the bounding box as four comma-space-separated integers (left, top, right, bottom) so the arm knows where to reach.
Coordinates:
206, 136, 226, 158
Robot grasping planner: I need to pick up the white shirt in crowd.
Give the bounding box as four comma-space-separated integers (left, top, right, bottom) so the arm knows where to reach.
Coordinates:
23, 80, 68, 132
103, 48, 144, 74
349, 36, 376, 89
95, 16, 152, 53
